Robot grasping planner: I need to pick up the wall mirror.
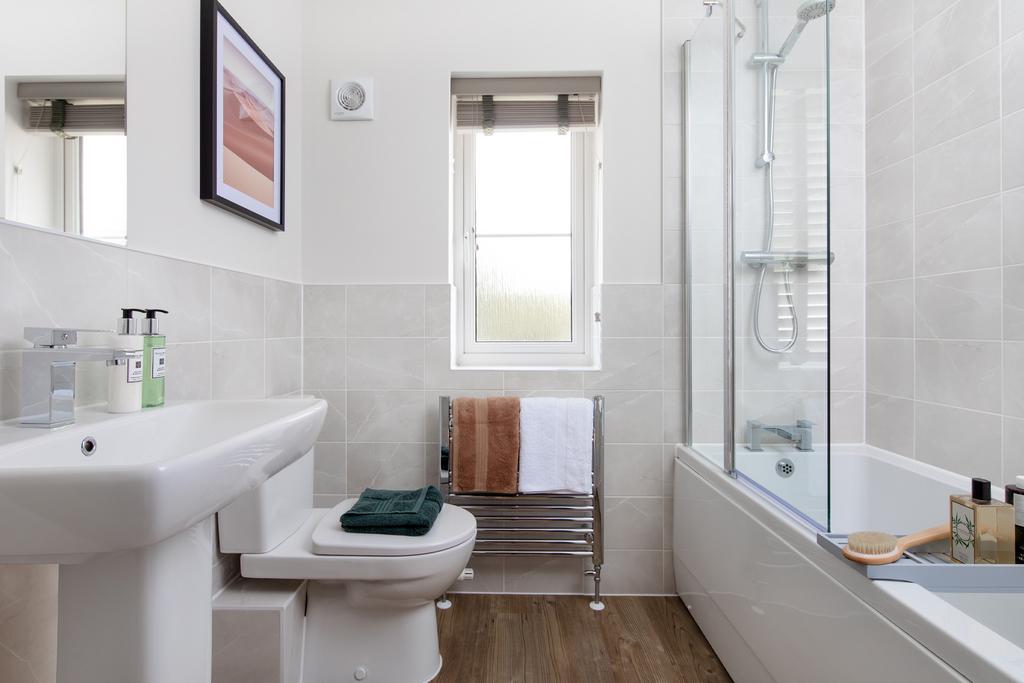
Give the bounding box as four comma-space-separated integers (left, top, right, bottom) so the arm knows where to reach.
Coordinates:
0, 0, 127, 245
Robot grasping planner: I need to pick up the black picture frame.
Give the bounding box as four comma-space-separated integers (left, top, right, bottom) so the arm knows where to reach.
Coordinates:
200, 0, 286, 231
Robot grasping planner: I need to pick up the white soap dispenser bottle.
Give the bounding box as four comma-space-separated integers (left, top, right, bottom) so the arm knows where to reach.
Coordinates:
108, 308, 145, 413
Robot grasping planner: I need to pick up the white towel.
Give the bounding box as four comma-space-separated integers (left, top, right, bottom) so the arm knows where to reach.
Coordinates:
518, 397, 594, 494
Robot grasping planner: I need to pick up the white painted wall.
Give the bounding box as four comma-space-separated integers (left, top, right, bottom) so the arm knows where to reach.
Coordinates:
0, 1, 123, 74
5, 0, 658, 284
126, 0, 304, 282
300, 0, 662, 285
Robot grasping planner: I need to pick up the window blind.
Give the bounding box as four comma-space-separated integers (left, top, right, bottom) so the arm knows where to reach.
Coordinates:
18, 81, 126, 136
25, 102, 126, 135
453, 76, 599, 133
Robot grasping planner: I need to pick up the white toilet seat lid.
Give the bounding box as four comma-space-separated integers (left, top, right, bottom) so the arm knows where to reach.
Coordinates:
312, 500, 476, 557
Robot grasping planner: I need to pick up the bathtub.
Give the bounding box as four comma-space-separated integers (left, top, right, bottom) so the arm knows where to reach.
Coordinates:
674, 443, 1024, 683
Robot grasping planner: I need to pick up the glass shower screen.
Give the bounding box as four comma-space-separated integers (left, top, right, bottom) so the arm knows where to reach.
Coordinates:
683, 0, 833, 531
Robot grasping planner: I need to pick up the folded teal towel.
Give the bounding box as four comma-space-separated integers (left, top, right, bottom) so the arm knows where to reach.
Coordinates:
340, 486, 443, 536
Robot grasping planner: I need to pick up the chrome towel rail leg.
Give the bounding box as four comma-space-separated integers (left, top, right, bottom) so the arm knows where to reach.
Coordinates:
585, 564, 604, 611
588, 395, 605, 611
587, 565, 604, 611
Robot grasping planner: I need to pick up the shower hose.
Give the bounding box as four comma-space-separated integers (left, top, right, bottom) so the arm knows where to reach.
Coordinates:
753, 63, 799, 354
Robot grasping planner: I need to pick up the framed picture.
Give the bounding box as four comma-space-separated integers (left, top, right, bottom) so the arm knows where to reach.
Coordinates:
200, 0, 285, 231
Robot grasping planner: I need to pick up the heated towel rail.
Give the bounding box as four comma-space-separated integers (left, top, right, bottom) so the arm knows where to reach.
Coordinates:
438, 395, 606, 610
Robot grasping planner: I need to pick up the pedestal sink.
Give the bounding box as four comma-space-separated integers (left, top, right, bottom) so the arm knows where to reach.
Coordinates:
0, 397, 326, 683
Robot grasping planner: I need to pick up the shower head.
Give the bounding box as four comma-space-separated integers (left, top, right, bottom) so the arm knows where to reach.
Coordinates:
797, 0, 836, 21
777, 0, 836, 59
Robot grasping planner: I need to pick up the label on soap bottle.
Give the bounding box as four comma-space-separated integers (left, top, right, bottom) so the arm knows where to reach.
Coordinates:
951, 501, 976, 564
126, 351, 144, 383
1016, 498, 1024, 564
152, 348, 167, 379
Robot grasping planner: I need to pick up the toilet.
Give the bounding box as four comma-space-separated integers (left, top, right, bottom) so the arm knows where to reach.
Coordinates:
217, 452, 476, 683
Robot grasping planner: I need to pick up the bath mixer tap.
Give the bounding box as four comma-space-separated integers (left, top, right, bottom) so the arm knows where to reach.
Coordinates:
746, 419, 814, 452
20, 327, 126, 428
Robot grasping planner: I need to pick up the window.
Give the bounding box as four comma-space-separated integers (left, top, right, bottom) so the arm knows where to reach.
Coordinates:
69, 135, 128, 244
452, 78, 600, 369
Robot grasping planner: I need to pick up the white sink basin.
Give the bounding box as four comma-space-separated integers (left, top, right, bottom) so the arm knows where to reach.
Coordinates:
0, 397, 326, 563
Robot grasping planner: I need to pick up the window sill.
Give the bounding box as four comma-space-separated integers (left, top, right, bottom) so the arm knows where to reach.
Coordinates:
452, 363, 602, 372
453, 339, 601, 371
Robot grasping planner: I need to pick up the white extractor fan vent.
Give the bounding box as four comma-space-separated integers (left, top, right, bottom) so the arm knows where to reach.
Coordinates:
330, 78, 374, 121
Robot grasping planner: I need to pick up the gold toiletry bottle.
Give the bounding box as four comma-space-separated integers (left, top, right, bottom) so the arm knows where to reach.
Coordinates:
950, 478, 1014, 564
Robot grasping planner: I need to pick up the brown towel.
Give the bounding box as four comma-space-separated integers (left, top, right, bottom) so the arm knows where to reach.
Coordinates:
452, 397, 520, 494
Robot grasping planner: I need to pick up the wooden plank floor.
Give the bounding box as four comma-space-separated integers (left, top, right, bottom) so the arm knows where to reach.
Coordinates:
436, 595, 731, 683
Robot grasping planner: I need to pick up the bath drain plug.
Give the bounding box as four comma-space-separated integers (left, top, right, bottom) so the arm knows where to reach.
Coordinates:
776, 458, 795, 478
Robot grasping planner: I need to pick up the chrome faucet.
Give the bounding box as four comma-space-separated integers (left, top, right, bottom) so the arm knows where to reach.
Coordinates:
746, 419, 814, 452
20, 327, 128, 428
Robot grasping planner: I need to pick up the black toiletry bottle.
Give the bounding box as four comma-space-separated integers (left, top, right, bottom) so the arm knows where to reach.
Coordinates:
1006, 477, 1024, 564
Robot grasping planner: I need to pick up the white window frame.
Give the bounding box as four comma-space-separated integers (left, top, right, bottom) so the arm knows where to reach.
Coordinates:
62, 137, 82, 234
452, 129, 598, 370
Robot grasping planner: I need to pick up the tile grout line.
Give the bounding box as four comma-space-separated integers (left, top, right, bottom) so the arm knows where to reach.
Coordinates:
998, 0, 1007, 482
909, 7, 918, 460
208, 269, 214, 400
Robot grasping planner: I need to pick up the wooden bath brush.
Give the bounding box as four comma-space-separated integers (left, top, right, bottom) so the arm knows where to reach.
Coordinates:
842, 524, 949, 565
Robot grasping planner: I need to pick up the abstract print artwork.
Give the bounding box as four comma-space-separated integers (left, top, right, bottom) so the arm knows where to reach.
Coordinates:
200, 0, 285, 230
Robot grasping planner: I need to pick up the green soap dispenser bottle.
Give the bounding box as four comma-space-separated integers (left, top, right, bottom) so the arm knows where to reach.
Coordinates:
141, 308, 168, 408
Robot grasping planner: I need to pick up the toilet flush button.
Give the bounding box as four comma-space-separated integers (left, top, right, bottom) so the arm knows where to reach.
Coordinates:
354, 666, 368, 681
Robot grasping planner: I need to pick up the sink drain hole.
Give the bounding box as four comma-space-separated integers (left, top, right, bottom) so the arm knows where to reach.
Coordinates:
81, 437, 97, 457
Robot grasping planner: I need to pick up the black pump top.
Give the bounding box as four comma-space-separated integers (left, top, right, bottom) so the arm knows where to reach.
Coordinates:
118, 308, 145, 334
972, 477, 992, 502
142, 308, 169, 335
1005, 484, 1024, 505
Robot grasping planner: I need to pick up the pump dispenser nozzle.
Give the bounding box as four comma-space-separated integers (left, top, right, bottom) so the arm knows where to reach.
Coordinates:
142, 309, 169, 335
118, 308, 145, 335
